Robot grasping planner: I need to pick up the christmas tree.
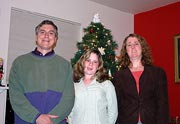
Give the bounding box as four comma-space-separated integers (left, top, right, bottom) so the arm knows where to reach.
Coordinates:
71, 13, 120, 77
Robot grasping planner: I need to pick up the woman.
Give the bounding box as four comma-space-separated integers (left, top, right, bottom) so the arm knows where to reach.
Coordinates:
68, 49, 118, 124
113, 33, 169, 124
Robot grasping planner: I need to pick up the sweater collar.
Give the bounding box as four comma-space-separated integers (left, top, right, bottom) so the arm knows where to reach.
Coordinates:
31, 47, 55, 57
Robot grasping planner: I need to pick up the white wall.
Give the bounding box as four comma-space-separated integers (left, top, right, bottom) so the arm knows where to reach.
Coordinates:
0, 0, 133, 123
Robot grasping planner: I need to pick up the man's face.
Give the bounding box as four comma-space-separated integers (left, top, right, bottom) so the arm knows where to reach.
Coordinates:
36, 24, 57, 53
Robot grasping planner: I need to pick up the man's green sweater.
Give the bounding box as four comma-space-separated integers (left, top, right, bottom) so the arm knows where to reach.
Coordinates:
9, 52, 75, 124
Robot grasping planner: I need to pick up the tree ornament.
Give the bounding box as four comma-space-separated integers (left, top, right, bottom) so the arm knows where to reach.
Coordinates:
107, 40, 111, 45
98, 47, 105, 55
89, 28, 94, 34
92, 40, 96, 42
83, 46, 88, 51
108, 55, 112, 59
93, 13, 100, 23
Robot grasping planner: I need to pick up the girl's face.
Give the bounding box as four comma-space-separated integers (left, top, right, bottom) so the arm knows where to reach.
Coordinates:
126, 37, 142, 61
84, 53, 99, 77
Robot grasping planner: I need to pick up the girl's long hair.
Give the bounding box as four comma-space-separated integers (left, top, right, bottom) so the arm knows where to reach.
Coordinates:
73, 49, 109, 83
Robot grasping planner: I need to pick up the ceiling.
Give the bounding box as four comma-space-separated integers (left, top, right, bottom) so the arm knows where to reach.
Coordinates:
89, 0, 179, 14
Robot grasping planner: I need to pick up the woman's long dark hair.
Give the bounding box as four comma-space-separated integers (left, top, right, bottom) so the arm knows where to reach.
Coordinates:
119, 33, 153, 68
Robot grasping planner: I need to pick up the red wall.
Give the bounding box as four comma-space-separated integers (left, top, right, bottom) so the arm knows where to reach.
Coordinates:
134, 2, 180, 117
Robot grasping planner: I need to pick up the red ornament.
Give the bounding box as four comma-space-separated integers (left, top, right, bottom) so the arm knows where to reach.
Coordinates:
89, 28, 94, 34
0, 73, 2, 80
83, 46, 88, 51
108, 55, 112, 59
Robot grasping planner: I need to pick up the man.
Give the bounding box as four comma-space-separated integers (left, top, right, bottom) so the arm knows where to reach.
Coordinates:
9, 20, 75, 124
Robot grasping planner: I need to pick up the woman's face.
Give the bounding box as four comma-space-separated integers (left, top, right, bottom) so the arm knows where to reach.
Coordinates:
126, 37, 142, 61
84, 53, 99, 76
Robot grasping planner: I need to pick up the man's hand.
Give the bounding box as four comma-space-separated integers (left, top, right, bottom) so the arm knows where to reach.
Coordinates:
36, 114, 59, 124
